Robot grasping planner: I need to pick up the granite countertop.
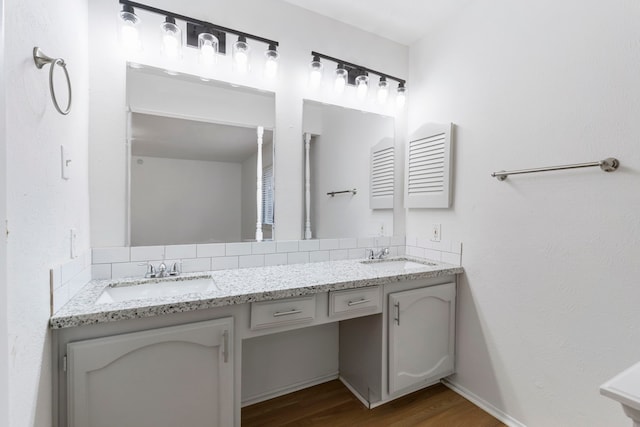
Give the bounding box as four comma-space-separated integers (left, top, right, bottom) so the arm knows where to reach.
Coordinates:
50, 257, 464, 329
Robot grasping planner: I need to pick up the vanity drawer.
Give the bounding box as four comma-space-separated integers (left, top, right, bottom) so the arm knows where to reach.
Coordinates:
329, 286, 382, 319
250, 295, 316, 330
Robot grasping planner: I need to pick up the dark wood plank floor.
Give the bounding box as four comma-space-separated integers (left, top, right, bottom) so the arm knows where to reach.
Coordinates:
242, 380, 507, 426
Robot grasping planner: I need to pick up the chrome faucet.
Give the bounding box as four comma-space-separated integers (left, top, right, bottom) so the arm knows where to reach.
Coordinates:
367, 247, 390, 260
139, 261, 181, 278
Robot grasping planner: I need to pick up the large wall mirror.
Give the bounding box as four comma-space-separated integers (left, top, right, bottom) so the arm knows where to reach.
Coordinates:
302, 100, 395, 239
126, 67, 275, 246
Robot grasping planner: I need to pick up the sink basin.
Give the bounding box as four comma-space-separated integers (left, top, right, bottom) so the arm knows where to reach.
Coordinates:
361, 258, 436, 270
601, 361, 640, 425
95, 275, 216, 304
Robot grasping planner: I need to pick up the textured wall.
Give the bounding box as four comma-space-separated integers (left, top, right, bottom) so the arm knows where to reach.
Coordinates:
4, 0, 90, 426
407, 1, 640, 425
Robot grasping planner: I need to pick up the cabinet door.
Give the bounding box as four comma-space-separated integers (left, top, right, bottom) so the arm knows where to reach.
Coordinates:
67, 317, 233, 427
388, 283, 455, 394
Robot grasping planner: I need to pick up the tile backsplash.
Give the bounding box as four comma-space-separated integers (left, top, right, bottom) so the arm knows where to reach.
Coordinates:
91, 235, 462, 281
50, 250, 92, 315
92, 236, 406, 280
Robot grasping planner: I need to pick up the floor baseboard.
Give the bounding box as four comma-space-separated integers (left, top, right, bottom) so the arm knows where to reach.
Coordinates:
442, 378, 527, 427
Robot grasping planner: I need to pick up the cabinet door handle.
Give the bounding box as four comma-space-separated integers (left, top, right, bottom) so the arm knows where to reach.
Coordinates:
347, 298, 371, 307
394, 302, 400, 325
222, 330, 229, 363
273, 309, 302, 317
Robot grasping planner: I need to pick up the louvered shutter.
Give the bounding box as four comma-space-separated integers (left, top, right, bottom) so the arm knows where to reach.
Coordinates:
370, 138, 395, 209
262, 166, 274, 225
405, 123, 453, 208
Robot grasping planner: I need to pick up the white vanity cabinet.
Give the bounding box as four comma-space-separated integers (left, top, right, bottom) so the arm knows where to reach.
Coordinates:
66, 317, 233, 427
388, 282, 456, 394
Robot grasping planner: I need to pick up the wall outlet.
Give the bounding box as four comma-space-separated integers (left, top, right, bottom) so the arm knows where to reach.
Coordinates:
431, 224, 441, 242
70, 228, 78, 259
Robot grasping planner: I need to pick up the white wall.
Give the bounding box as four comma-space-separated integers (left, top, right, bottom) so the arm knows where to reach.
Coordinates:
131, 156, 242, 245
408, 1, 640, 425
89, 0, 408, 247
4, 1, 90, 426
0, 0, 8, 424
307, 104, 394, 238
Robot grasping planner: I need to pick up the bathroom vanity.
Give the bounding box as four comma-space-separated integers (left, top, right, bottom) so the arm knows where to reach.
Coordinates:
50, 257, 462, 427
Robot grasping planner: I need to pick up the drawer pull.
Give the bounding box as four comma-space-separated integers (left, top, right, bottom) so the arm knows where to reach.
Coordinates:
273, 309, 302, 317
347, 298, 371, 307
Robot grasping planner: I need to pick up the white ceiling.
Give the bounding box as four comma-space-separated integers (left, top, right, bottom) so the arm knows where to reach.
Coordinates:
131, 113, 273, 163
281, 0, 471, 45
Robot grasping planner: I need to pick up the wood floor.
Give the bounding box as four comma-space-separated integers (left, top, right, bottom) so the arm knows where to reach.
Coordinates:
242, 380, 507, 426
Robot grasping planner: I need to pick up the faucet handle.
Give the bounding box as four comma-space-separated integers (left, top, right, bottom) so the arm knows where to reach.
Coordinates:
169, 261, 182, 276
138, 262, 156, 278
366, 249, 374, 260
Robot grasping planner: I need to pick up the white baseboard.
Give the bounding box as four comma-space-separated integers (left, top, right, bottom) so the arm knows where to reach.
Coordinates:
241, 372, 339, 407
442, 378, 527, 427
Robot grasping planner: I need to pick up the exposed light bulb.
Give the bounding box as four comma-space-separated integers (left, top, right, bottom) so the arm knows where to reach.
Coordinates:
396, 83, 407, 108
163, 34, 179, 58
334, 65, 348, 95
309, 55, 323, 89
264, 45, 279, 79
377, 77, 389, 104
119, 6, 141, 53
233, 36, 251, 74
198, 33, 218, 67
355, 73, 369, 100
160, 17, 182, 60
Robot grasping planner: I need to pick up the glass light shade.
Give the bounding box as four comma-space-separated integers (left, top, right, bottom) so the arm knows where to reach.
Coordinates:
198, 33, 218, 66
355, 74, 369, 99
119, 9, 141, 53
160, 18, 182, 60
233, 37, 251, 74
377, 78, 389, 104
396, 84, 407, 108
334, 66, 348, 94
264, 46, 279, 79
309, 57, 323, 89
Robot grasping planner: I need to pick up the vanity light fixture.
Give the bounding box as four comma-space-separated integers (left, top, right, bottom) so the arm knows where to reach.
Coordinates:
232, 36, 251, 73
396, 82, 407, 108
334, 64, 348, 94
309, 55, 323, 89
377, 76, 389, 104
119, 4, 142, 53
198, 32, 218, 67
117, 1, 280, 78
355, 71, 369, 100
308, 51, 407, 107
264, 44, 279, 79
160, 16, 182, 60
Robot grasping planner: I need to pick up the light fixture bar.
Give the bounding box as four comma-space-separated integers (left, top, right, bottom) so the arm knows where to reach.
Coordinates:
119, 0, 279, 48
311, 51, 405, 85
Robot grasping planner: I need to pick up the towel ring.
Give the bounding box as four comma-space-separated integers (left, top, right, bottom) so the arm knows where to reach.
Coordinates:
33, 47, 72, 115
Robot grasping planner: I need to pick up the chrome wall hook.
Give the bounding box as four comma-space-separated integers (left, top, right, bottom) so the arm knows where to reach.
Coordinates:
33, 47, 72, 115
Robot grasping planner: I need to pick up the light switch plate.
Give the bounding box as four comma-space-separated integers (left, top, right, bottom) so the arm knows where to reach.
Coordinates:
431, 224, 441, 242
61, 145, 71, 180
70, 228, 78, 259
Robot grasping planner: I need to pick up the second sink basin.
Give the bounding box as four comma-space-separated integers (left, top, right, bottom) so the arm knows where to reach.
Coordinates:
361, 258, 437, 270
95, 275, 216, 304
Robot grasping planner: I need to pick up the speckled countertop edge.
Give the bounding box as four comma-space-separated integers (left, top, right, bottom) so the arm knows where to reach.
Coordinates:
50, 257, 464, 329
